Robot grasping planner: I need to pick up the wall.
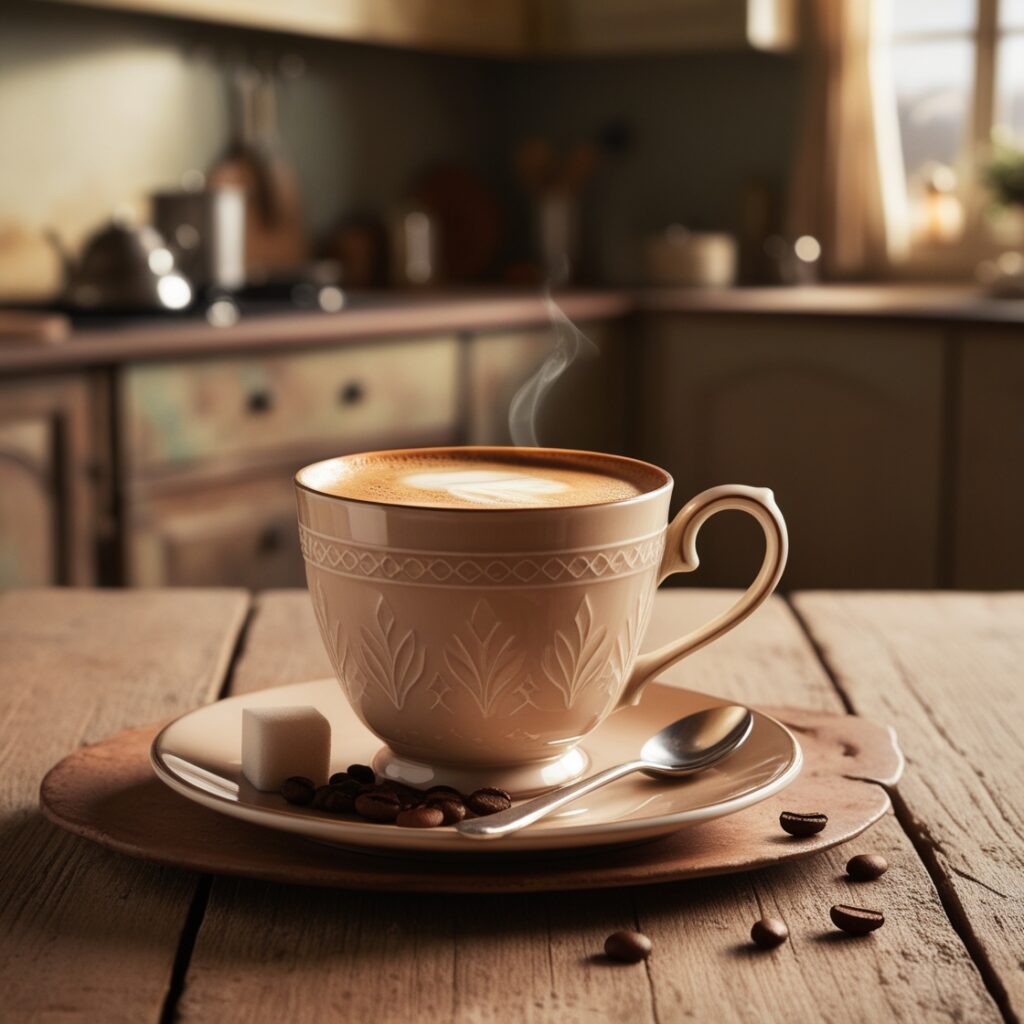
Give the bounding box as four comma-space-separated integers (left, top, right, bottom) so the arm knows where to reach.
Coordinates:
498, 53, 801, 283
0, 1, 499, 251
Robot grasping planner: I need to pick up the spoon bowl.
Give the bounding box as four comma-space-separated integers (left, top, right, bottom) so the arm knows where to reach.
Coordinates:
640, 704, 754, 778
457, 703, 754, 840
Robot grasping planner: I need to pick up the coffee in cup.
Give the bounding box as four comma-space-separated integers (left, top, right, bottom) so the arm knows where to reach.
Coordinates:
301, 447, 653, 509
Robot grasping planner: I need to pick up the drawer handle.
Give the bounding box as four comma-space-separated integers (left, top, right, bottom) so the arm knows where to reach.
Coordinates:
257, 525, 284, 555
338, 381, 366, 406
246, 390, 274, 415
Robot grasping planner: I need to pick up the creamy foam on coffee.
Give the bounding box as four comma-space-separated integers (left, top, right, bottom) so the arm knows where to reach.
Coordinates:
300, 450, 660, 509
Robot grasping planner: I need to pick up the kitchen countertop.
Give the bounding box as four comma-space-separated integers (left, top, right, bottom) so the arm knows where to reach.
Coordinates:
0, 291, 633, 373
3, 587, 1021, 1021
639, 283, 1024, 322
1, 285, 1022, 374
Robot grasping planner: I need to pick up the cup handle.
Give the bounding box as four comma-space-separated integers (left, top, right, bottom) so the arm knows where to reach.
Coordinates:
616, 484, 788, 709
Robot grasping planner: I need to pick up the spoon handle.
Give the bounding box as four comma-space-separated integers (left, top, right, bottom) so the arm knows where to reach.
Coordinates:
456, 760, 649, 840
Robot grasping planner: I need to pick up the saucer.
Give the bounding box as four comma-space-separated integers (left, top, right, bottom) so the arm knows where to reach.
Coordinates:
151, 678, 801, 854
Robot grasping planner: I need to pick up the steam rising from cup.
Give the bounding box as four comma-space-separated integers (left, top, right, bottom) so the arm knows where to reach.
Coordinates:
508, 294, 598, 447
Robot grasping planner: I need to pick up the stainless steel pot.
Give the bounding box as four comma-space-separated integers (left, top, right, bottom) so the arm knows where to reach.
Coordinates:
152, 185, 246, 292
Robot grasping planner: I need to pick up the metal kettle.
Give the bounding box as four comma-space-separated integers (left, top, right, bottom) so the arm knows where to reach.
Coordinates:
51, 217, 193, 311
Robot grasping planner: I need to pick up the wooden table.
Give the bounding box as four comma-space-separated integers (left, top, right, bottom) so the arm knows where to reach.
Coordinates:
1, 588, 1021, 1023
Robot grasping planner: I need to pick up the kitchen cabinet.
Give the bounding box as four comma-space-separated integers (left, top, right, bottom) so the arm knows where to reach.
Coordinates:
538, 0, 797, 55
127, 475, 305, 588
467, 320, 626, 453
47, 0, 795, 55
638, 316, 946, 589
0, 375, 97, 587
47, 0, 530, 55
121, 336, 461, 480
953, 332, 1024, 588
119, 335, 463, 587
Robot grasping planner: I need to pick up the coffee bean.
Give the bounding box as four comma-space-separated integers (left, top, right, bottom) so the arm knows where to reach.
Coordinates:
329, 771, 349, 786
347, 763, 376, 785
846, 854, 889, 881
466, 787, 513, 816
312, 785, 353, 813
428, 797, 467, 825
750, 917, 789, 948
377, 780, 426, 808
354, 790, 401, 822
603, 930, 652, 963
310, 785, 332, 809
330, 777, 364, 799
280, 777, 316, 806
779, 811, 828, 837
830, 904, 885, 935
396, 805, 445, 828
425, 785, 463, 800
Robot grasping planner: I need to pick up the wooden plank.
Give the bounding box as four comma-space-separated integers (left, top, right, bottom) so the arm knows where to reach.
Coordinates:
177, 590, 999, 1023
793, 591, 1024, 1022
0, 587, 248, 1022
228, 589, 332, 694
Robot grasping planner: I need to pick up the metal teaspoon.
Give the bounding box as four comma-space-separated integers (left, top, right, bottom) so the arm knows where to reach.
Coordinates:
456, 704, 754, 840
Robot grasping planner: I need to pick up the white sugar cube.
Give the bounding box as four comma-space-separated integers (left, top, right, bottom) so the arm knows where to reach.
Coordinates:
241, 705, 331, 791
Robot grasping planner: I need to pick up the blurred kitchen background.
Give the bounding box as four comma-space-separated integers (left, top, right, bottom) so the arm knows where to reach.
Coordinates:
1, 0, 1022, 592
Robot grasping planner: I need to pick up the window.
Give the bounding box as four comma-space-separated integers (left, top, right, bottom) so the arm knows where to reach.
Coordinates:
883, 0, 1024, 251
995, 0, 1024, 140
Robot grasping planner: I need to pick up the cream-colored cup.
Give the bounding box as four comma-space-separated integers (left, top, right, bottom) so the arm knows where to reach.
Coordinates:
296, 447, 787, 795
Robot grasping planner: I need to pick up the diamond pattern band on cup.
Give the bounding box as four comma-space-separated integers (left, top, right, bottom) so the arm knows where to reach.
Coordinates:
299, 525, 666, 589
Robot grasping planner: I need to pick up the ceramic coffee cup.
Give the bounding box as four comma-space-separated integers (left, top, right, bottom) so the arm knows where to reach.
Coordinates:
296, 447, 787, 795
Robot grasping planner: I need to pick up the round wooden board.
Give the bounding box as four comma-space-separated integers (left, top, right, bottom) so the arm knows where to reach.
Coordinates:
40, 706, 902, 893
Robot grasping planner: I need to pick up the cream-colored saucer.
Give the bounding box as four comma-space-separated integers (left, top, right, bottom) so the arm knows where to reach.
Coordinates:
151, 679, 801, 854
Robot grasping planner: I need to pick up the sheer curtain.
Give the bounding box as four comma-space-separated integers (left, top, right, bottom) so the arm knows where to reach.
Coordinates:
788, 0, 908, 277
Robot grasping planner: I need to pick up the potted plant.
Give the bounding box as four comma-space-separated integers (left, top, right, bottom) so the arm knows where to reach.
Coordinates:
983, 142, 1024, 296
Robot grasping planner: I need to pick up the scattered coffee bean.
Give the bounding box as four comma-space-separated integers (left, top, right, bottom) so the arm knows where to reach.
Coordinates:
830, 904, 885, 935
750, 917, 789, 949
312, 785, 353, 813
604, 930, 652, 963
779, 811, 828, 837
280, 776, 316, 806
466, 787, 513, 816
429, 797, 467, 825
354, 790, 401, 822
347, 763, 376, 785
329, 771, 350, 786
846, 854, 889, 881
396, 805, 445, 828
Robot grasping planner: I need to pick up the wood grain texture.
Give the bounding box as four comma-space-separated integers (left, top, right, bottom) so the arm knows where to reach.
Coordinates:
39, 706, 898, 891
793, 591, 1024, 1022
229, 589, 333, 694
175, 590, 1000, 1023
0, 588, 248, 1022
635, 814, 997, 1023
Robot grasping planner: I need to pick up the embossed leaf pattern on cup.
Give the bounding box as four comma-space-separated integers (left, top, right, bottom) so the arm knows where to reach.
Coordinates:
357, 594, 426, 710
542, 594, 609, 708
609, 584, 655, 695
312, 579, 362, 703
444, 599, 525, 717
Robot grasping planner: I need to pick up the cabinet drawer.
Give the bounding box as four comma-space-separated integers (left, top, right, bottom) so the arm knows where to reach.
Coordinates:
127, 476, 305, 588
122, 336, 460, 476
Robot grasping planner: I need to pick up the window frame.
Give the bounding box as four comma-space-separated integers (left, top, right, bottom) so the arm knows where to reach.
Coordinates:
884, 0, 1024, 277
